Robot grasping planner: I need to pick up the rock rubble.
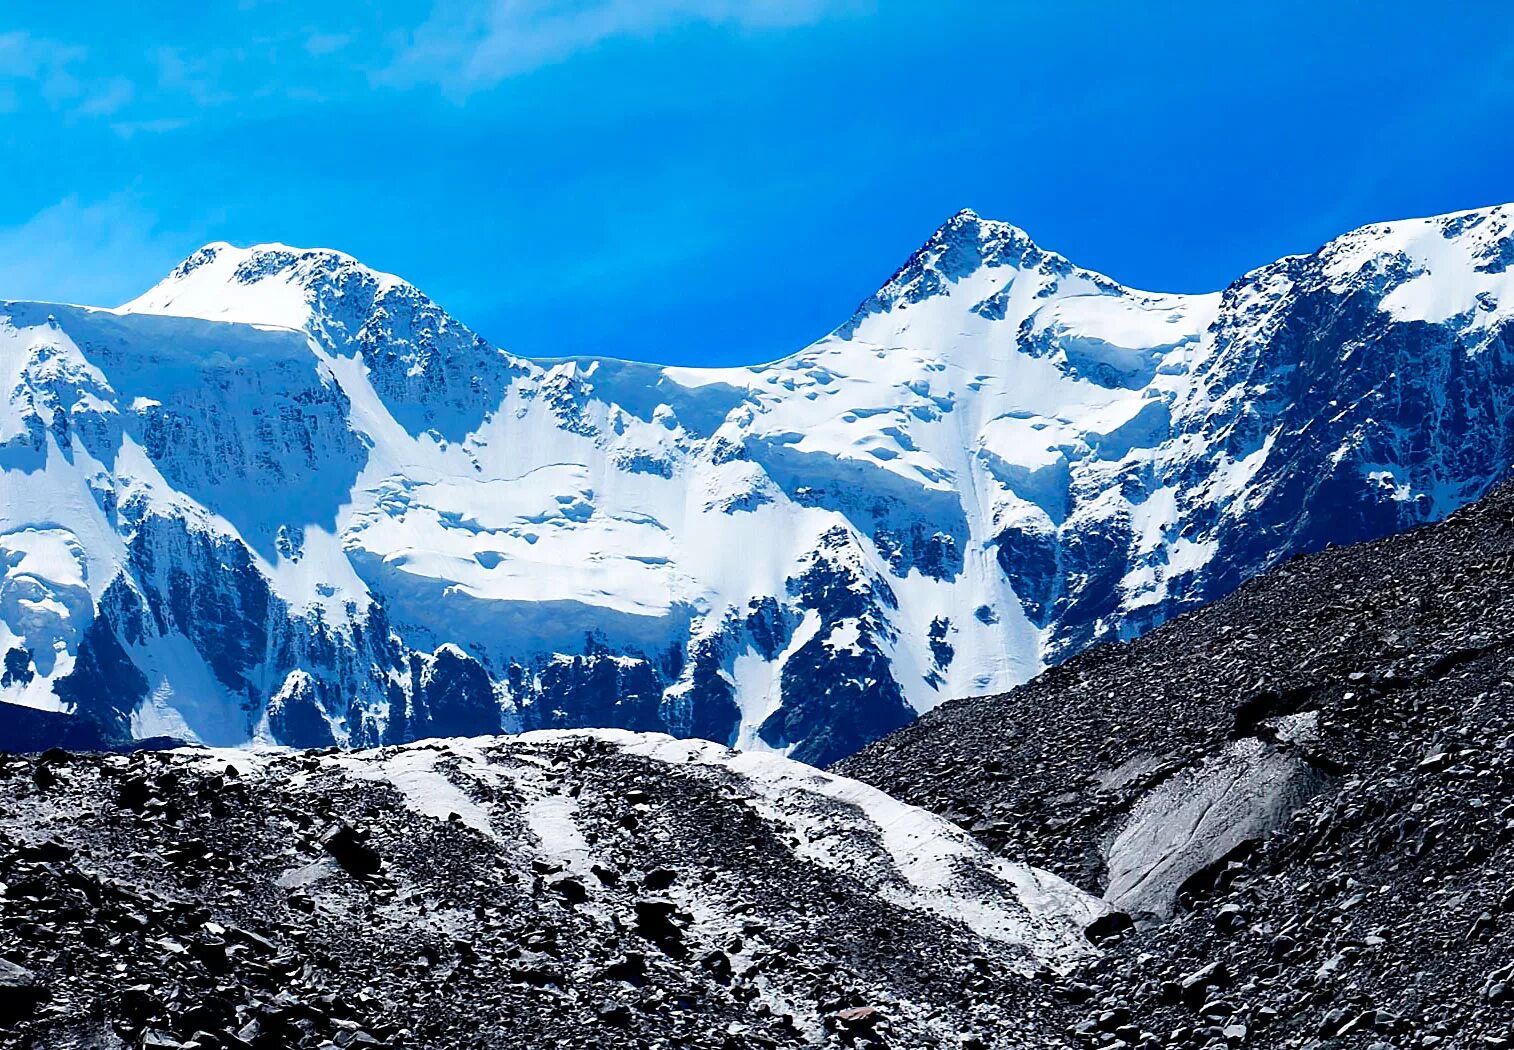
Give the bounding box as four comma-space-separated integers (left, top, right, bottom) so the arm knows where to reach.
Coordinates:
0, 733, 1096, 1049
843, 478, 1514, 1046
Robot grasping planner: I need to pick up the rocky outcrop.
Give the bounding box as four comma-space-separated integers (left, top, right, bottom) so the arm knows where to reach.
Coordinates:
1100, 733, 1332, 922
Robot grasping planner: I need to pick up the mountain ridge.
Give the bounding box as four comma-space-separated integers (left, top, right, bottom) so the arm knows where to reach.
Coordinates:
3, 200, 1514, 762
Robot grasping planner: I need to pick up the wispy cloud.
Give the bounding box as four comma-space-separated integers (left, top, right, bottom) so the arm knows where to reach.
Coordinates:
304, 32, 352, 57
74, 78, 136, 117
0, 31, 137, 119
0, 30, 85, 104
151, 46, 240, 109
384, 0, 863, 97
108, 117, 192, 141
0, 30, 83, 80
0, 193, 194, 307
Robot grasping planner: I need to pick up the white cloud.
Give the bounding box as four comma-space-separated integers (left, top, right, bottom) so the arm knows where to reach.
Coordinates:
304, 32, 352, 57
0, 30, 85, 98
0, 30, 63, 79
384, 0, 863, 96
0, 31, 137, 118
74, 78, 136, 117
0, 193, 194, 308
108, 117, 192, 140
150, 47, 238, 109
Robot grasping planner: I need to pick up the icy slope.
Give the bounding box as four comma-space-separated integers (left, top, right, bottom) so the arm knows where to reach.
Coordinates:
4, 204, 1514, 762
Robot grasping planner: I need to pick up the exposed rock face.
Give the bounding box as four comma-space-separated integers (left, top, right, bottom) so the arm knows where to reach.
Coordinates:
6, 205, 1514, 761
0, 731, 1103, 1050
841, 478, 1514, 1046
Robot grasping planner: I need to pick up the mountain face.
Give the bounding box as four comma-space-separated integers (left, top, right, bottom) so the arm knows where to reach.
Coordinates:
839, 476, 1514, 1049
0, 731, 1103, 1049
3, 205, 1514, 763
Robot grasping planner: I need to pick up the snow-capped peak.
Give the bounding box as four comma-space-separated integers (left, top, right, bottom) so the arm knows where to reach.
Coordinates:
836, 209, 1128, 340
121, 241, 415, 331
877, 208, 1059, 296
118, 239, 507, 442
8, 201, 1514, 769
1313, 203, 1514, 328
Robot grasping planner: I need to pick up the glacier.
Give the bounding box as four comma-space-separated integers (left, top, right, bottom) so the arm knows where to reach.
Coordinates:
3, 204, 1514, 763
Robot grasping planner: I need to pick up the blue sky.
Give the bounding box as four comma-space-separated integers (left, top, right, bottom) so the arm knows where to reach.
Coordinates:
3, 1, 1513, 367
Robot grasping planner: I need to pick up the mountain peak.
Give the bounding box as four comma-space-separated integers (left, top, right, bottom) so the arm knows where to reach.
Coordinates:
8, 197, 1514, 794
930, 207, 1034, 251
1304, 201, 1514, 329
934, 205, 1011, 227
835, 209, 1121, 338
172, 240, 400, 280
122, 241, 413, 329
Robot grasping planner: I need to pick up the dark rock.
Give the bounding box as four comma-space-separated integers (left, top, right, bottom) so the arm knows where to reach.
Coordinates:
641, 867, 677, 892
548, 876, 588, 905
320, 821, 382, 877
832, 1005, 882, 1030
632, 898, 688, 958
0, 958, 47, 1022
1085, 910, 1135, 946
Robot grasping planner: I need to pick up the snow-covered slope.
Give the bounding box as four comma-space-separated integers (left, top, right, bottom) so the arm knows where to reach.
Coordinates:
5, 205, 1514, 763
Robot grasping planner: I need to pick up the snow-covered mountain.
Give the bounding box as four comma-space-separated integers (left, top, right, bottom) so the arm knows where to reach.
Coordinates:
4, 205, 1514, 763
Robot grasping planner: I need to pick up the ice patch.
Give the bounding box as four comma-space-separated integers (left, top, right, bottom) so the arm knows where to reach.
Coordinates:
328, 740, 496, 837
1103, 736, 1332, 920
555, 730, 1107, 961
